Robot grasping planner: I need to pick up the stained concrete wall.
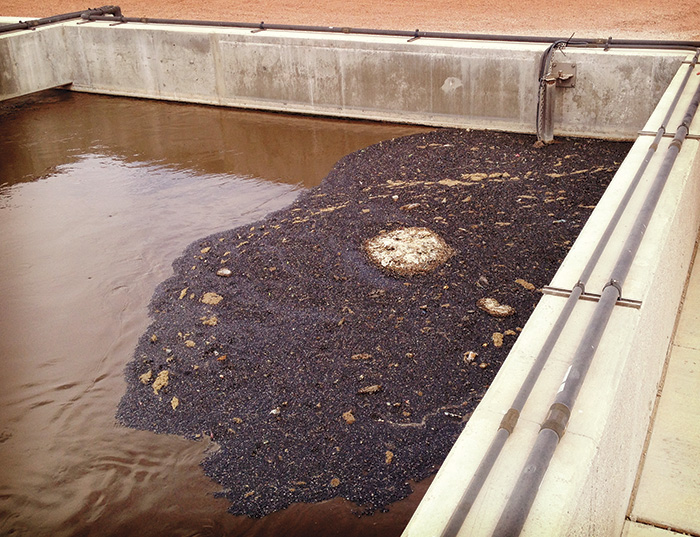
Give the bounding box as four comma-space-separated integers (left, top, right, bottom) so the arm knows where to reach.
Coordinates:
0, 24, 72, 100
0, 20, 687, 139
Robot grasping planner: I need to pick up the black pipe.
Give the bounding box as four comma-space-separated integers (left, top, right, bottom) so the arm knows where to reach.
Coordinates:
4, 8, 699, 54
0, 6, 122, 34
2, 7, 699, 51
493, 73, 700, 537
64, 14, 700, 51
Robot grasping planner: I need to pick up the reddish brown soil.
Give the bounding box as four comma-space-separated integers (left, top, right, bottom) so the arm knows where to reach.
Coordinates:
2, 0, 699, 40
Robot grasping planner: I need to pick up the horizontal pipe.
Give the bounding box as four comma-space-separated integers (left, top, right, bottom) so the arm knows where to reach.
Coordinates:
3, 8, 698, 58
0, 6, 121, 34
58, 13, 700, 51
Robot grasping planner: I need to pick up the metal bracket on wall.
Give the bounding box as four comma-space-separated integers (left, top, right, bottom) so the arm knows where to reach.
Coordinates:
542, 285, 642, 309
552, 61, 577, 87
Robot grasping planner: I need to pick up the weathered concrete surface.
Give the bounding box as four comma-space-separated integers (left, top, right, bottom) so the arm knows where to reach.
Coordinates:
402, 55, 700, 536
0, 24, 72, 100
0, 20, 687, 138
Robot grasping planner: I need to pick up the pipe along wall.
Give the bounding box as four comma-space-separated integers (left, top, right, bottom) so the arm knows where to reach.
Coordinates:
0, 11, 690, 139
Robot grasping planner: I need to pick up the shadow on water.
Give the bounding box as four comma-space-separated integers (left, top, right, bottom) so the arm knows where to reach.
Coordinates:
0, 90, 431, 537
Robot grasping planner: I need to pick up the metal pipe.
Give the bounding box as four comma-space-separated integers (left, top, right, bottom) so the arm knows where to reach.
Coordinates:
54, 14, 700, 51
438, 50, 699, 537
0, 6, 121, 34
541, 75, 556, 143
493, 76, 700, 537
536, 40, 583, 144
2, 7, 699, 51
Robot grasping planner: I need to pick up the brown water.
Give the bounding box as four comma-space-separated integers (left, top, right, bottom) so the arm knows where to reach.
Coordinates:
0, 90, 432, 537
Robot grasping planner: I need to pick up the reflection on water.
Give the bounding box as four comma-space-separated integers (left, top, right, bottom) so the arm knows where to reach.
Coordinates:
0, 90, 430, 536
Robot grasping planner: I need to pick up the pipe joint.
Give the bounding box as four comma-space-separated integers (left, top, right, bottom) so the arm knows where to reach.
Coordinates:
540, 402, 570, 440
499, 408, 520, 434
81, 5, 123, 20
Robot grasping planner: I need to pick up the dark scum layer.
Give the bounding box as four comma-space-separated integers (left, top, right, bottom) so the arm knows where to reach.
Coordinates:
118, 128, 631, 517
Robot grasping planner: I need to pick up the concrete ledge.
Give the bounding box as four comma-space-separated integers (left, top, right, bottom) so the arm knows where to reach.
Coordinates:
0, 24, 72, 100
0, 20, 687, 139
403, 59, 700, 536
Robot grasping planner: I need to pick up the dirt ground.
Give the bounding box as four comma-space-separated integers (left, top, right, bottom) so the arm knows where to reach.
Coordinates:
1, 0, 699, 40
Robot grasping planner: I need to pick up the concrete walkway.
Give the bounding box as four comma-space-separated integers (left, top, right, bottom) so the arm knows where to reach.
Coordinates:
625, 236, 700, 537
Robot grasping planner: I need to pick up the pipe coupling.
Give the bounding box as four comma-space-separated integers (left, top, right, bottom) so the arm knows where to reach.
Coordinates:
540, 402, 570, 440
499, 408, 520, 434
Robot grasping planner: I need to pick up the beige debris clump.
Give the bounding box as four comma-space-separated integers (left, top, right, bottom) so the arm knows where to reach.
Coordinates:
139, 369, 153, 384
515, 278, 536, 290
477, 297, 516, 318
201, 316, 218, 326
492, 332, 504, 347
152, 370, 169, 394
363, 227, 454, 277
202, 292, 223, 305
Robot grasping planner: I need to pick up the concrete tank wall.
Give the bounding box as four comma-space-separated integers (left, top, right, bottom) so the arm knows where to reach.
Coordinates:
0, 20, 687, 139
0, 24, 72, 100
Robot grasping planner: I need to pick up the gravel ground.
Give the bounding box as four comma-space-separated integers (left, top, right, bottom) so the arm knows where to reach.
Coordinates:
118, 128, 631, 516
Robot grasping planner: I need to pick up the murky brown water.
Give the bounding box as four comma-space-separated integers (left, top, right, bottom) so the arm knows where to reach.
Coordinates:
0, 90, 432, 537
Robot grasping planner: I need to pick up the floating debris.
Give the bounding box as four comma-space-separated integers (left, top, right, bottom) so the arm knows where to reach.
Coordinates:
463, 351, 478, 363
477, 297, 516, 318
139, 369, 152, 384
202, 292, 223, 305
492, 332, 504, 347
152, 370, 169, 394
117, 127, 628, 518
515, 278, 536, 290
357, 384, 383, 395
363, 227, 454, 277
201, 316, 218, 326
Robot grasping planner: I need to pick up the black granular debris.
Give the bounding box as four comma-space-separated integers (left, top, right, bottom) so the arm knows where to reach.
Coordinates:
117, 128, 631, 517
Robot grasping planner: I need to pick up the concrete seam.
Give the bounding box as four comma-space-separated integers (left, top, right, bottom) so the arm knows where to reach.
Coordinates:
628, 517, 700, 537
